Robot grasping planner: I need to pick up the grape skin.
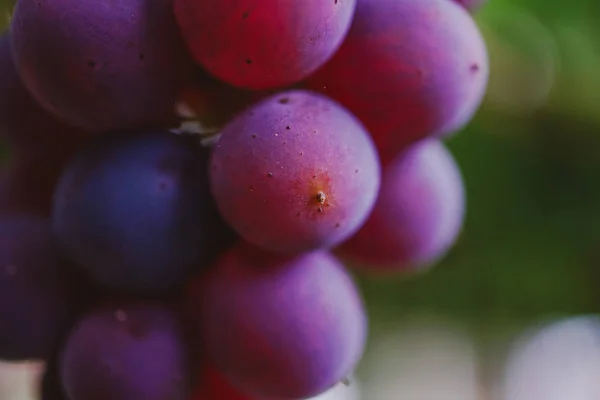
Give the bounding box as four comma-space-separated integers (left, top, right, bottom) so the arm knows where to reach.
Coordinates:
210, 90, 381, 255
0, 32, 85, 144
60, 305, 189, 400
173, 0, 356, 90
187, 244, 367, 399
9, 0, 192, 131
0, 215, 72, 361
306, 0, 488, 163
52, 131, 220, 293
190, 366, 252, 400
340, 139, 465, 271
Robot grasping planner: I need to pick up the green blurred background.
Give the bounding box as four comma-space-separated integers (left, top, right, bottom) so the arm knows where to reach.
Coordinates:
1, 0, 600, 398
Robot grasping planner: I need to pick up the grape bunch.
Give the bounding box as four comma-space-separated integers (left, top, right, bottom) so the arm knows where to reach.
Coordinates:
0, 0, 488, 398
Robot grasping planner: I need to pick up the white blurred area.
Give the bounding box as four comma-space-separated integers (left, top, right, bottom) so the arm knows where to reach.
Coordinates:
0, 360, 43, 400
360, 317, 481, 400
500, 316, 600, 400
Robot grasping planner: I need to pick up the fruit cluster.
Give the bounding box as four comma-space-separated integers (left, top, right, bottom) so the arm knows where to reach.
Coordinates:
0, 0, 488, 399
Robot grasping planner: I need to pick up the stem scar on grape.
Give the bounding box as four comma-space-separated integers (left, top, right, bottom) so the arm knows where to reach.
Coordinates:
316, 191, 326, 204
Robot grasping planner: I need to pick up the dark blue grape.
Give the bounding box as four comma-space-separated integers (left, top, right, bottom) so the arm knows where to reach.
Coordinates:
52, 131, 223, 293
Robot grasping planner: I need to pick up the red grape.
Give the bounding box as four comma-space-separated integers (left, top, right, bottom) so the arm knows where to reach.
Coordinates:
187, 244, 367, 399
306, 0, 488, 162
340, 139, 465, 272
174, 0, 356, 90
210, 90, 381, 254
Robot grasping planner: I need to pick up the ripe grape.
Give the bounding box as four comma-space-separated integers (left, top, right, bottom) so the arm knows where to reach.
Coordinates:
340, 139, 465, 271
187, 244, 367, 399
0, 215, 72, 361
210, 90, 381, 254
0, 32, 85, 144
52, 131, 221, 293
173, 0, 356, 90
10, 0, 192, 131
306, 0, 488, 162
60, 305, 189, 400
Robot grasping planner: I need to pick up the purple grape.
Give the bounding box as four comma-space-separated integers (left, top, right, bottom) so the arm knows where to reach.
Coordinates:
9, 0, 192, 131
0, 214, 72, 360
0, 32, 86, 144
306, 0, 488, 163
187, 244, 367, 399
173, 0, 356, 90
60, 305, 189, 400
210, 90, 381, 254
52, 131, 224, 293
340, 139, 465, 272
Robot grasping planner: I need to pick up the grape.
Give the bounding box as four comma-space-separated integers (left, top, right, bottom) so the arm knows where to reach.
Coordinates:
340, 139, 465, 271
0, 32, 85, 144
9, 0, 192, 131
210, 90, 381, 254
60, 305, 189, 400
306, 0, 488, 163
52, 131, 222, 293
173, 0, 356, 90
187, 244, 367, 399
0, 214, 72, 361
